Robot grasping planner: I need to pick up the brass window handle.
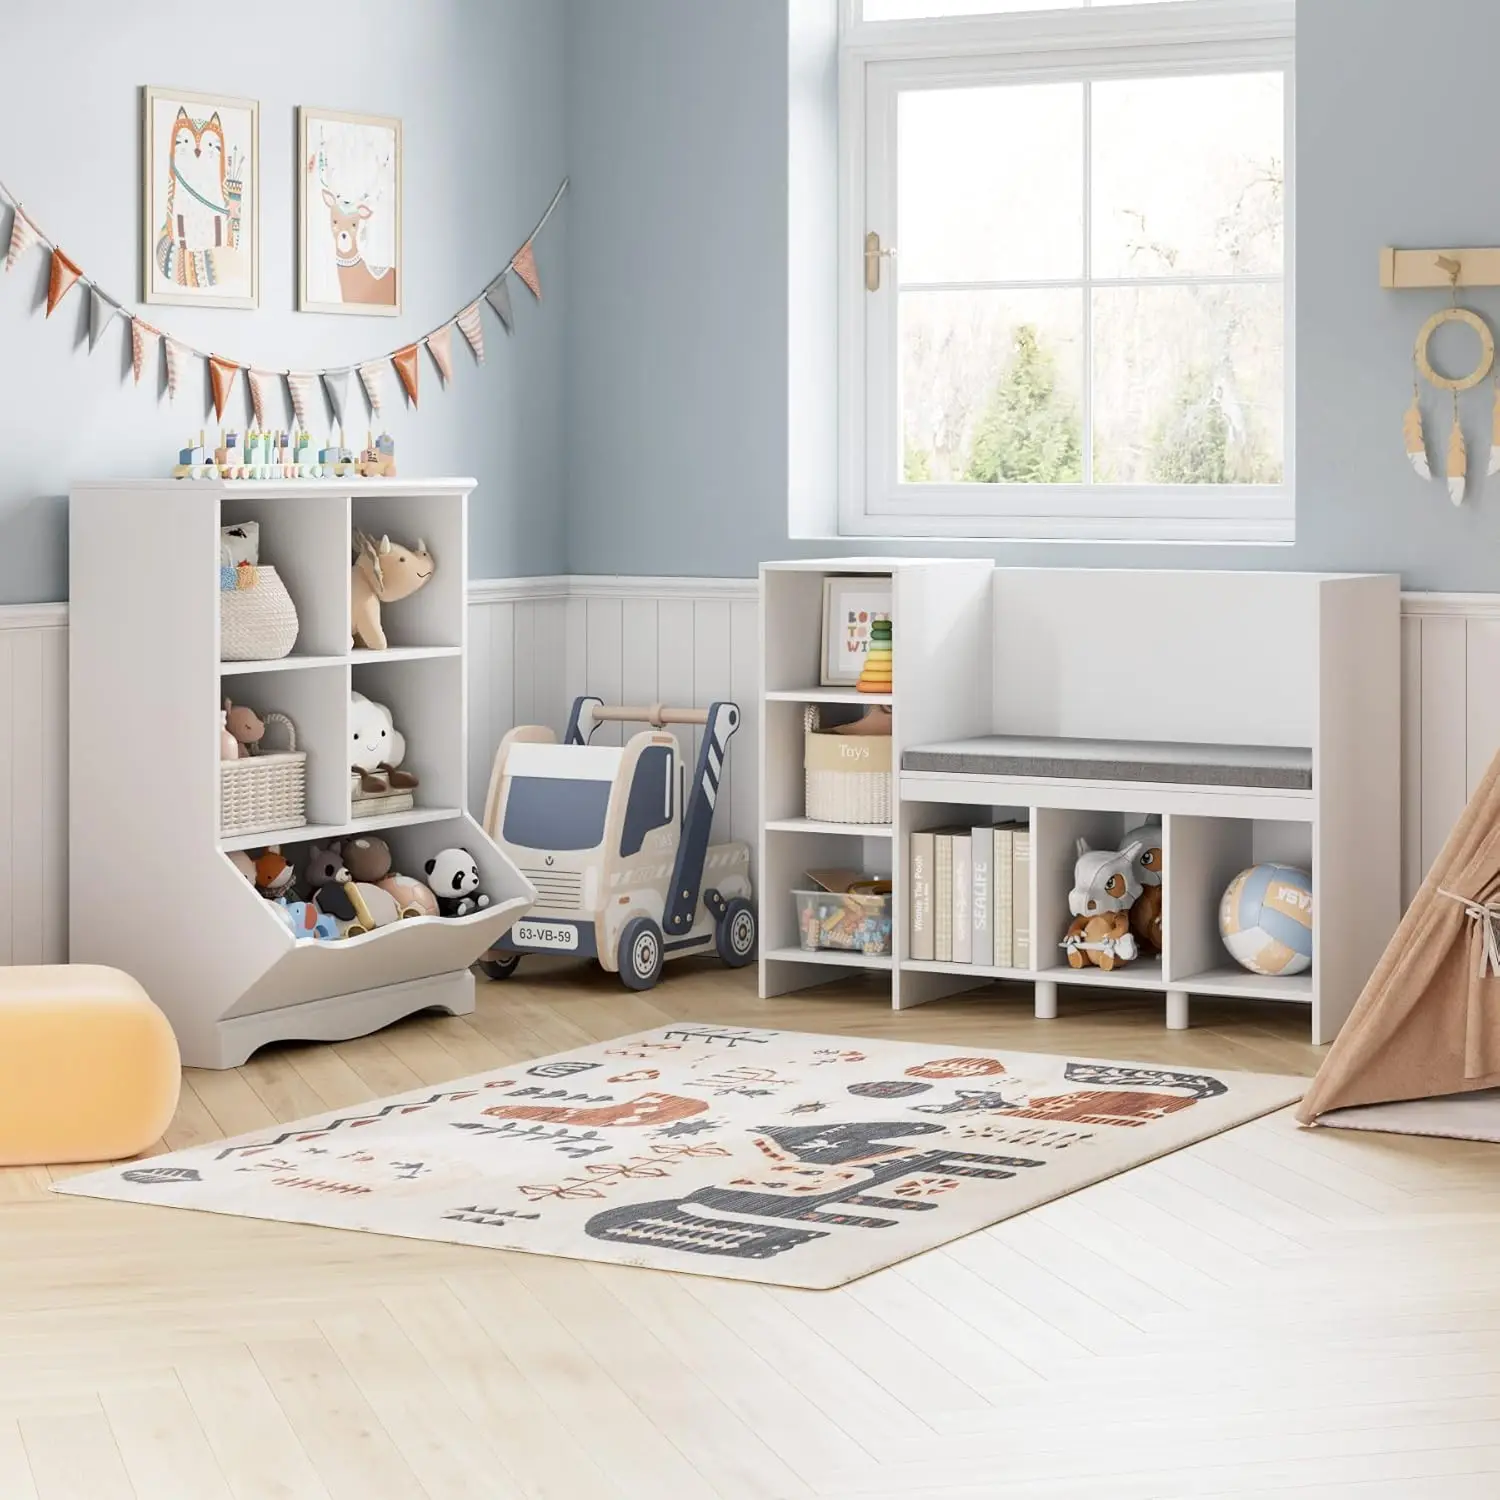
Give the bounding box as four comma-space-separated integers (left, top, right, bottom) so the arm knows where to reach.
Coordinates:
865, 231, 897, 292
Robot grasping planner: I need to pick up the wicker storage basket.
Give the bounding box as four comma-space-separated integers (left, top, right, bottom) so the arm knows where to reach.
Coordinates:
804, 704, 893, 825
220, 713, 307, 837
220, 566, 299, 662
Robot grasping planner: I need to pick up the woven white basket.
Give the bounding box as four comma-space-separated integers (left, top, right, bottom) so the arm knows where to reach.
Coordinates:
804, 704, 893, 825
220, 566, 299, 662
220, 713, 307, 837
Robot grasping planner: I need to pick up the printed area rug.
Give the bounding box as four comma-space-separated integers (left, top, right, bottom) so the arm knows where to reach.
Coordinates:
56, 1027, 1304, 1289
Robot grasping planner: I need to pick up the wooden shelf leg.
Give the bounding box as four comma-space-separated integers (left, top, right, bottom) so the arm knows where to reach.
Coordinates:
1034, 979, 1058, 1020
1166, 989, 1191, 1031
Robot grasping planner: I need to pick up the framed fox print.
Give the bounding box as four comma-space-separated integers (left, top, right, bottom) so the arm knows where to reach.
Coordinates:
298, 105, 402, 316
142, 86, 259, 309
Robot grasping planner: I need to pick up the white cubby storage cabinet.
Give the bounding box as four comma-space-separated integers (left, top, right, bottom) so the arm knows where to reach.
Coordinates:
70, 479, 532, 1068
759, 561, 1400, 1044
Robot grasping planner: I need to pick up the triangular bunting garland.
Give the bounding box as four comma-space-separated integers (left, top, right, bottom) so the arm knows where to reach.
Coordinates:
4, 207, 36, 272
512, 240, 541, 300
45, 248, 82, 317
391, 344, 420, 408
209, 357, 240, 422
247, 368, 276, 430
358, 361, 385, 417
0, 176, 567, 447
164, 338, 190, 401
485, 273, 514, 333
89, 287, 121, 351
130, 319, 160, 386
426, 325, 454, 385
287, 372, 317, 428
456, 301, 485, 364
323, 369, 351, 429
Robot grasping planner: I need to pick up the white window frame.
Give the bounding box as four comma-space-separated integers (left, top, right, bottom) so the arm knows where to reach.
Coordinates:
838, 0, 1297, 543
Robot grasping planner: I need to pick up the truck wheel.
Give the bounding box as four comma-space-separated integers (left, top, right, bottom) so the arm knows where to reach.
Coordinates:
617, 917, 664, 991
476, 950, 521, 982
716, 898, 757, 967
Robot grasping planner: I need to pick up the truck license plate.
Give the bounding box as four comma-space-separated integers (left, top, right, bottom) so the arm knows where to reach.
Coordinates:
514, 920, 579, 951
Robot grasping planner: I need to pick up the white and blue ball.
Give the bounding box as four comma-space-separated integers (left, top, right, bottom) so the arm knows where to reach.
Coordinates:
1219, 864, 1313, 976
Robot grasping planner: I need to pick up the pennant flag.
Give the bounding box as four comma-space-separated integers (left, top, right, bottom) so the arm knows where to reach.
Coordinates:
358, 361, 385, 417
247, 368, 277, 429
4, 207, 36, 272
323, 368, 352, 429
512, 240, 541, 300
130, 319, 160, 386
89, 287, 121, 351
45, 248, 82, 317
485, 273, 514, 333
426, 324, 454, 385
209, 357, 240, 422
392, 344, 420, 408
456, 301, 485, 364
287, 371, 317, 428
164, 337, 190, 401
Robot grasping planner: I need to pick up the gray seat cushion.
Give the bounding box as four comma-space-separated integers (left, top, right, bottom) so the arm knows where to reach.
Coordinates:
901, 735, 1312, 791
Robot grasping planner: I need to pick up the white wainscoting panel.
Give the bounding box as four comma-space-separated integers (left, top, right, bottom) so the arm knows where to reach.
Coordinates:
3, 583, 1485, 968
0, 605, 68, 965
465, 577, 760, 852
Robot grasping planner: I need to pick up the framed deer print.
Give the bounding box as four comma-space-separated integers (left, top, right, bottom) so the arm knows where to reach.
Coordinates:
142, 86, 259, 309
298, 106, 402, 316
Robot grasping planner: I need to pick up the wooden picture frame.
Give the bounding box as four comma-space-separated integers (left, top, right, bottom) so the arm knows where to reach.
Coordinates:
298, 105, 402, 316
142, 86, 260, 309
821, 575, 894, 687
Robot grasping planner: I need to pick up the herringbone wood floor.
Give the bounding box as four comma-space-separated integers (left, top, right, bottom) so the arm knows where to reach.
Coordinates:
4, 960, 1498, 1499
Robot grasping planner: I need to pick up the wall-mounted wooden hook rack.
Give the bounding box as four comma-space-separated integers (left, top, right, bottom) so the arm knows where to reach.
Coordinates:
1382, 246, 1500, 289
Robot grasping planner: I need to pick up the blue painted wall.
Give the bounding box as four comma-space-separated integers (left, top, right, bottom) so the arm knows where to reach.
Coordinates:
0, 0, 567, 603
564, 0, 1500, 590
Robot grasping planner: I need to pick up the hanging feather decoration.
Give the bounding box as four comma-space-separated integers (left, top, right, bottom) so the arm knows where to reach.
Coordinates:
1488, 381, 1500, 478
1404, 392, 1431, 480
1448, 414, 1467, 506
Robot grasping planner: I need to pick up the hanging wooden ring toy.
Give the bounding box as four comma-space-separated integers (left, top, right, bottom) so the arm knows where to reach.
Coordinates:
1404, 256, 1497, 505
1414, 306, 1494, 392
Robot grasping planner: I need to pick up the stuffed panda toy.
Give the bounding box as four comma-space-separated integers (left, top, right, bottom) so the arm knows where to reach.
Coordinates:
425, 847, 492, 917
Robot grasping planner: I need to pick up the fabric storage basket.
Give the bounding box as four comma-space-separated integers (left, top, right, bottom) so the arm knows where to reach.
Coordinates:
220, 566, 299, 662
220, 713, 307, 837
804, 704, 893, 825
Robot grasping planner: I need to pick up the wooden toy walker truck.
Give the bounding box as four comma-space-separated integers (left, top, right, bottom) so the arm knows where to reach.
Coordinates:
477, 697, 756, 989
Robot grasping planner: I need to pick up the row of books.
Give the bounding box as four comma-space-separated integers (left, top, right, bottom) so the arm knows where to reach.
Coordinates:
909, 824, 1031, 968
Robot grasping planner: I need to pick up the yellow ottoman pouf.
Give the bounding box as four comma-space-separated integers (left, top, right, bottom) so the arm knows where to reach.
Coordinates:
0, 965, 180, 1166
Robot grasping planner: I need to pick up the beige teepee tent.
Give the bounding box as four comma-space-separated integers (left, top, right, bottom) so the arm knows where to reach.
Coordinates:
1299, 745, 1500, 1138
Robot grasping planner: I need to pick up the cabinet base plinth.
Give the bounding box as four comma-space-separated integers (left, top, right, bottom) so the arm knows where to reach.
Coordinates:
202, 970, 476, 1069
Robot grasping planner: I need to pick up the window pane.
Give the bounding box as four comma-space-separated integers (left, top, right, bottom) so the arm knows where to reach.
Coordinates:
898, 84, 1083, 283
901, 290, 1084, 484
1092, 73, 1284, 279
1091, 283, 1283, 484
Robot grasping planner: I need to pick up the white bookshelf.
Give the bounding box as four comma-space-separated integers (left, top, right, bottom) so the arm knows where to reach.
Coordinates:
759, 562, 1401, 1044
69, 478, 533, 1068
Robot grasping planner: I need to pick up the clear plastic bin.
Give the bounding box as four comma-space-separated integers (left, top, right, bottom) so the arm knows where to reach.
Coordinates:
793, 886, 893, 957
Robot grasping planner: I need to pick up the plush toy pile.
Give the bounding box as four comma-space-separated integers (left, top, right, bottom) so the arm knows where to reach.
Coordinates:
227, 837, 489, 941
1060, 821, 1164, 972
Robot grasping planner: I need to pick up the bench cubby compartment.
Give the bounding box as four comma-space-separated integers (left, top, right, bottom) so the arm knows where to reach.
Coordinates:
1165, 814, 1314, 1002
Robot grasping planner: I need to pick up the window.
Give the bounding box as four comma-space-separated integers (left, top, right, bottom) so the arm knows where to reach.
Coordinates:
840, 0, 1295, 542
